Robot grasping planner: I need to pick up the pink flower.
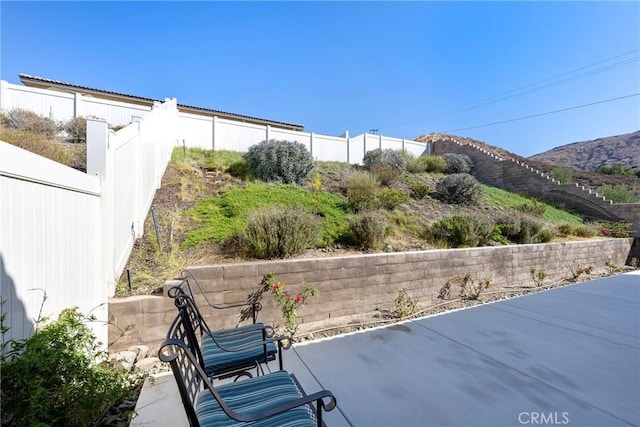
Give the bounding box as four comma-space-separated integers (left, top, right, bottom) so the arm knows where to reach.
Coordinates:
295, 295, 302, 303
272, 285, 279, 291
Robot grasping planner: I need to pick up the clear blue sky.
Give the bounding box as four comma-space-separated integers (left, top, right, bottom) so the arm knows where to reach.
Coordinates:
1, 1, 638, 157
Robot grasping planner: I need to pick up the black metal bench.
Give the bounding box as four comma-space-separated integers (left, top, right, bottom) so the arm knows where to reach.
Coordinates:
159, 302, 337, 426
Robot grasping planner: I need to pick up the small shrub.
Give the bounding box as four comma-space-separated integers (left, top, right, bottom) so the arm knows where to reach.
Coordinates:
379, 188, 409, 210
262, 273, 317, 335
393, 289, 417, 319
515, 200, 546, 216
551, 166, 573, 184
422, 155, 448, 173
243, 207, 321, 258
530, 267, 547, 287
532, 228, 554, 243
312, 170, 322, 191
597, 184, 640, 203
226, 160, 249, 178
63, 116, 87, 143
349, 211, 388, 249
410, 181, 431, 199
427, 215, 493, 248
572, 225, 597, 237
568, 264, 593, 281
436, 173, 483, 205
244, 139, 314, 185
442, 153, 473, 174
1, 308, 144, 426
346, 172, 380, 212
437, 281, 452, 300
452, 273, 490, 300
600, 222, 634, 238
363, 148, 406, 184
605, 259, 624, 274
1, 108, 58, 137
405, 156, 427, 173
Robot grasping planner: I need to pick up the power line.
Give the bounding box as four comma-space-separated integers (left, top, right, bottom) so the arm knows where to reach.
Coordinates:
443, 93, 640, 133
390, 49, 639, 128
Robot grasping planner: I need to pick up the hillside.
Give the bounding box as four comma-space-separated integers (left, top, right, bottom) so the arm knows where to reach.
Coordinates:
528, 131, 640, 172
416, 132, 640, 191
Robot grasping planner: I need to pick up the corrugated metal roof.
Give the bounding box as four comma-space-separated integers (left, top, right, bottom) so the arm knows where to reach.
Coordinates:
18, 73, 304, 130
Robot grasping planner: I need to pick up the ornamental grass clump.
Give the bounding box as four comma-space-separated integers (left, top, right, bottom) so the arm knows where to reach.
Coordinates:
346, 171, 380, 212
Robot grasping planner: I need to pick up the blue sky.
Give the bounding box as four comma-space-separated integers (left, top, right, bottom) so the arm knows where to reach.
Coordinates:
1, 1, 638, 157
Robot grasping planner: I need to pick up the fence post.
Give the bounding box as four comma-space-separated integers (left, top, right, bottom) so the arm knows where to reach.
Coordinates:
74, 92, 83, 119
347, 136, 350, 164
402, 138, 406, 152
212, 115, 217, 151
266, 125, 271, 142
86, 118, 115, 296
310, 132, 314, 158
363, 133, 367, 161
379, 134, 382, 150
0, 80, 9, 111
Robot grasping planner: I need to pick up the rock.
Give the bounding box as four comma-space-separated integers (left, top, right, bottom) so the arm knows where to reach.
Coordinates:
134, 356, 168, 374
127, 345, 149, 360
114, 350, 137, 371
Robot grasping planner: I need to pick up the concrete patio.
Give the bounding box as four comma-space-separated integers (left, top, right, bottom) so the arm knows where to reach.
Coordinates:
132, 271, 640, 426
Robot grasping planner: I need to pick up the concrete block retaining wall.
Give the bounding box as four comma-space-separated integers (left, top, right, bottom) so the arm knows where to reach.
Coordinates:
109, 238, 633, 354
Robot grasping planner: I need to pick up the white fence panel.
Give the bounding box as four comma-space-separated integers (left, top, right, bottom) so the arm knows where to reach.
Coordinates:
269, 128, 312, 151
215, 119, 267, 152
0, 142, 106, 347
178, 112, 213, 149
348, 135, 365, 164
312, 134, 348, 162
364, 133, 380, 154
82, 97, 151, 126
1, 81, 75, 122
405, 140, 430, 157
380, 136, 403, 151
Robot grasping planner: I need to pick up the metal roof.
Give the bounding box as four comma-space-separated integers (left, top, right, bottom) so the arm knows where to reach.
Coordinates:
18, 73, 304, 131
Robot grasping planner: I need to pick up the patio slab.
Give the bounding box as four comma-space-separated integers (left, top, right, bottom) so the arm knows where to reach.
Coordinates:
132, 271, 639, 426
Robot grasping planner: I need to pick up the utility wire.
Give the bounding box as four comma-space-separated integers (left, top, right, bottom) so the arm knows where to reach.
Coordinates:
391, 49, 639, 128
443, 93, 639, 133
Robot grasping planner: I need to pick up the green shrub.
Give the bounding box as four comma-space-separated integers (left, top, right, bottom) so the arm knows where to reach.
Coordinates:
244, 139, 314, 185
243, 206, 321, 258
379, 188, 409, 210
393, 289, 417, 318
1, 308, 144, 426
436, 173, 483, 205
1, 108, 58, 137
596, 164, 636, 177
405, 155, 426, 173
422, 155, 448, 173
597, 184, 640, 203
427, 214, 493, 248
226, 160, 249, 179
559, 224, 596, 237
515, 200, 546, 216
442, 153, 473, 174
346, 172, 380, 212
532, 228, 554, 243
557, 223, 573, 236
601, 222, 635, 238
349, 211, 388, 249
410, 181, 431, 199
551, 166, 573, 184
363, 148, 406, 184
63, 116, 87, 143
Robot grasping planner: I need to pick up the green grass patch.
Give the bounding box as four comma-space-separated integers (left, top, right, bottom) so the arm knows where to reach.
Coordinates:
171, 147, 244, 171
482, 185, 583, 225
184, 182, 349, 248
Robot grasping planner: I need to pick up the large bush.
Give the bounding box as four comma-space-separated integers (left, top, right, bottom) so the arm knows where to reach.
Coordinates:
243, 206, 321, 258
427, 215, 493, 248
349, 211, 388, 249
1, 308, 144, 426
1, 108, 58, 137
363, 148, 407, 184
436, 173, 483, 205
551, 166, 573, 184
346, 171, 380, 212
244, 139, 314, 185
494, 215, 553, 244
442, 153, 473, 174
63, 116, 87, 143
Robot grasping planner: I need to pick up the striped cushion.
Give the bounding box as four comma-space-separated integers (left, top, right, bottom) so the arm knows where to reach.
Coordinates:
202, 326, 277, 376
195, 371, 316, 427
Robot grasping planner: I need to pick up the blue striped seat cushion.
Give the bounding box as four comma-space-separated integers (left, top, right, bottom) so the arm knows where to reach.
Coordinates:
195, 370, 315, 427
202, 326, 277, 375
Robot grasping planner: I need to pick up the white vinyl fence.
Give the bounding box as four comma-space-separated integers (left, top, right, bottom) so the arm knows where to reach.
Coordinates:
0, 98, 178, 347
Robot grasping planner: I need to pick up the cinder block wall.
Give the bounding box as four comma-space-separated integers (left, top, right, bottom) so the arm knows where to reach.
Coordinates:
109, 239, 632, 354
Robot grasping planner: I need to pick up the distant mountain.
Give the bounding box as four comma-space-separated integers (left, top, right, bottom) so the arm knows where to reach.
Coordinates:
528, 131, 640, 172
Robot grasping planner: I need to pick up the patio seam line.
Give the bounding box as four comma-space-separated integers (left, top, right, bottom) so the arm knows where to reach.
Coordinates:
292, 346, 355, 427
408, 316, 637, 427
485, 304, 640, 349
